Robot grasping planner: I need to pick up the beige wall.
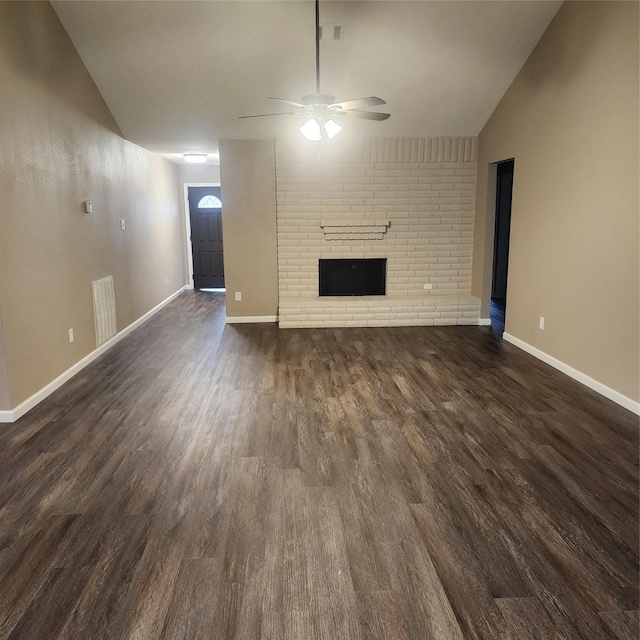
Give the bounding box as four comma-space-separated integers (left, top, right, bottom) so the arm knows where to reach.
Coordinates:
178, 164, 221, 186
0, 312, 11, 410
0, 2, 186, 409
219, 140, 278, 318
472, 1, 639, 402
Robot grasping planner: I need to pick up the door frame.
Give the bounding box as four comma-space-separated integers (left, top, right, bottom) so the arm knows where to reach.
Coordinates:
183, 182, 221, 290
482, 158, 514, 329
490, 159, 515, 301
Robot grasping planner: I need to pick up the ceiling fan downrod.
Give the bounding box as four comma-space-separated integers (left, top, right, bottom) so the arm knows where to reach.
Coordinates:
238, 0, 390, 139
315, 0, 321, 95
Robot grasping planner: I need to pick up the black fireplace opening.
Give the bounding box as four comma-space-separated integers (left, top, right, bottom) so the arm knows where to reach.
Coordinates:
319, 258, 386, 296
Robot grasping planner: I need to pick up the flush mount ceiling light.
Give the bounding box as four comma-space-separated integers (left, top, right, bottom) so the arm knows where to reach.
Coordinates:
239, 0, 390, 141
183, 154, 208, 164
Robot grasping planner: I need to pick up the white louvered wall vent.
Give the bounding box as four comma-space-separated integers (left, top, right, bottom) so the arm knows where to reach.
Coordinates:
92, 276, 117, 348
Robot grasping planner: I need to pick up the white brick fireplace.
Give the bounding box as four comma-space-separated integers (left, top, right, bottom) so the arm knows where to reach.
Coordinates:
275, 137, 481, 328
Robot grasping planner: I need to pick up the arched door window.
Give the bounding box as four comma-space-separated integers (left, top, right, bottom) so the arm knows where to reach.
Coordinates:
197, 195, 222, 209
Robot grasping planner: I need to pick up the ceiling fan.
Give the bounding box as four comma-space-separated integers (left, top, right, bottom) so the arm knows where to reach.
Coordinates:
239, 0, 390, 141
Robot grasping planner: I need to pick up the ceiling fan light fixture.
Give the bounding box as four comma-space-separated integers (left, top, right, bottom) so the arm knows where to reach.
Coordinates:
240, 1, 389, 135
323, 119, 342, 139
183, 154, 208, 164
300, 118, 322, 141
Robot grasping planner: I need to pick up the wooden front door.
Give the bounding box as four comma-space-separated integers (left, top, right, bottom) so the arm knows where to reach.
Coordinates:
188, 186, 225, 288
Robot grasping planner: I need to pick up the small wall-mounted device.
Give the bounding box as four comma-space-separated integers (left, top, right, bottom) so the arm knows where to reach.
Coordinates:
319, 24, 343, 40
84, 201, 92, 214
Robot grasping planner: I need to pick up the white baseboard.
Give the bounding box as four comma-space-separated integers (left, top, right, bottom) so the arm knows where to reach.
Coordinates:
503, 332, 640, 415
478, 318, 492, 326
225, 315, 278, 324
0, 286, 187, 424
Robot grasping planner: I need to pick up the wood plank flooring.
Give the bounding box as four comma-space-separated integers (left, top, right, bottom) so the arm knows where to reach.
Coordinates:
0, 290, 637, 639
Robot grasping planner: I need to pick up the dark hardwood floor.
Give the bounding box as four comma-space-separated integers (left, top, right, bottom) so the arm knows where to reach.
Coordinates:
0, 290, 637, 640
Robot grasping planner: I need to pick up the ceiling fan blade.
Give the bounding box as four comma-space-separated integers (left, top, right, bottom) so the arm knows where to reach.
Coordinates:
240, 3, 391, 127
238, 112, 301, 119
330, 97, 386, 110
332, 110, 391, 121
268, 97, 309, 109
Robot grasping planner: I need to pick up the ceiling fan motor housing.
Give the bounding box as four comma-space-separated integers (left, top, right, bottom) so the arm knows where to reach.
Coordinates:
302, 94, 336, 107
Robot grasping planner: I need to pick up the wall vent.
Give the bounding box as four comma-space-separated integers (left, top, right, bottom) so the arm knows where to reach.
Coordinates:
92, 276, 117, 347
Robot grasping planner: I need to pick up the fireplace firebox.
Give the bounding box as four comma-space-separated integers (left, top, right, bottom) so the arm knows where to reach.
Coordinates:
319, 258, 386, 296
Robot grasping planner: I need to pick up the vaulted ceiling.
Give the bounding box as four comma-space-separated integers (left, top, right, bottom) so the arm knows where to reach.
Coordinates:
52, 1, 561, 163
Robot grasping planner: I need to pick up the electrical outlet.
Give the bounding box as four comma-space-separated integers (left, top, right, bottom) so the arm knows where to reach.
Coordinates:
120, 219, 126, 231
166, 276, 170, 286
235, 291, 242, 302
539, 316, 545, 330
68, 328, 74, 343
423, 283, 433, 290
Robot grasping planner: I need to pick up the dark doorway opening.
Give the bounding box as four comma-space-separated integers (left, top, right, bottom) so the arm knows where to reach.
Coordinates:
490, 159, 514, 337
188, 186, 225, 289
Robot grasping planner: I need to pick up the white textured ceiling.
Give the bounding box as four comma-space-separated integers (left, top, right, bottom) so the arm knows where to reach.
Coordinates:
52, 1, 561, 163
